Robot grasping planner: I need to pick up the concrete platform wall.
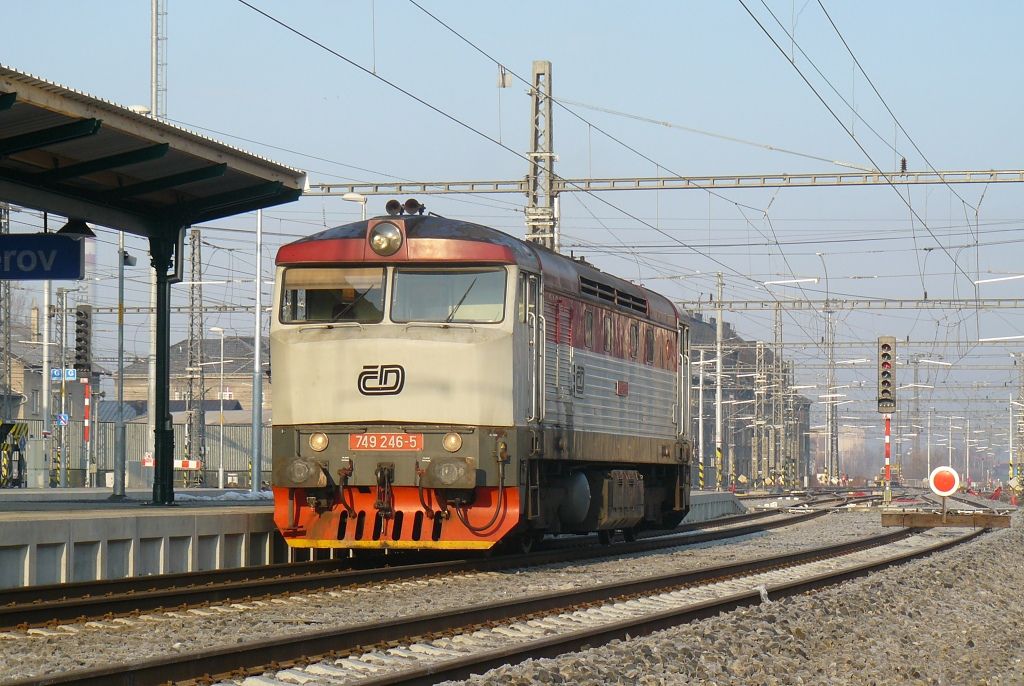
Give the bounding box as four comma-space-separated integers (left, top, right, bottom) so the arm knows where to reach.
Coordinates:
0, 506, 277, 588
681, 491, 746, 523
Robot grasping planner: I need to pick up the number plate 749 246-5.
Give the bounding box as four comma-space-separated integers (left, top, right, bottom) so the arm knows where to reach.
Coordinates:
348, 433, 424, 451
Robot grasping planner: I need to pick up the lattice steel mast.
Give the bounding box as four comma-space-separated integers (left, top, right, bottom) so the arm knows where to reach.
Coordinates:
525, 60, 557, 252
0, 201, 10, 421
184, 229, 206, 481
0, 203, 10, 422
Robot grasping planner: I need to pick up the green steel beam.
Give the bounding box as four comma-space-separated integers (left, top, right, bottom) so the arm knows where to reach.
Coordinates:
36, 143, 170, 183
172, 180, 287, 224
189, 185, 302, 225
0, 118, 101, 157
104, 162, 227, 199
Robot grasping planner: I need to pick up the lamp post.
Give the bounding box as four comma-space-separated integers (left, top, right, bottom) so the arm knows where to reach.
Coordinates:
816, 252, 837, 486
210, 327, 226, 489
112, 234, 136, 500
946, 416, 964, 468
342, 192, 368, 221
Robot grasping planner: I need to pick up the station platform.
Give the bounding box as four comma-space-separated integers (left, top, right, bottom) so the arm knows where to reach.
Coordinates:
0, 488, 277, 588
0, 488, 745, 589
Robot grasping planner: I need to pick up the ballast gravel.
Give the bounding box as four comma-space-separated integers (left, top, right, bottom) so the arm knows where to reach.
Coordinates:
449, 513, 1024, 686
0, 510, 876, 681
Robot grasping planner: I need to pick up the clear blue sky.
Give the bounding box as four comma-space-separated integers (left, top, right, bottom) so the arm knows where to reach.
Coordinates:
5, 1, 1024, 465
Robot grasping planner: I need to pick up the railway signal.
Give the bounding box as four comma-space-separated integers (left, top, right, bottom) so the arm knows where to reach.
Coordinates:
928, 465, 960, 497
73, 304, 92, 373
877, 336, 896, 413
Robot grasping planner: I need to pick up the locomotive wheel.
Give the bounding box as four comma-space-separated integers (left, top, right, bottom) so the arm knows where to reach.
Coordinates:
622, 526, 638, 543
512, 532, 542, 554
597, 529, 614, 545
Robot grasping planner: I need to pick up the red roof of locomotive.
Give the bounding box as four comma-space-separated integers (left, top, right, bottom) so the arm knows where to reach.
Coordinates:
276, 215, 677, 326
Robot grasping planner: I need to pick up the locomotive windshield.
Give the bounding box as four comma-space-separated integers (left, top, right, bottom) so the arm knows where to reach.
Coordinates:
279, 267, 385, 323
391, 267, 507, 323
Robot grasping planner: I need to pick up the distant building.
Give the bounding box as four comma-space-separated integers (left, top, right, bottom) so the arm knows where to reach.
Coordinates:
0, 308, 90, 425
117, 335, 270, 422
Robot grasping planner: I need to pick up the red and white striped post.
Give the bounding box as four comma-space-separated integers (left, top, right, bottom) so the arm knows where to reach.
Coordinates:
883, 413, 892, 503
81, 378, 91, 487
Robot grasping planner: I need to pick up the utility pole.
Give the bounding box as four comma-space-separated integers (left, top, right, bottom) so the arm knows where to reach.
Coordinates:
773, 301, 783, 486
784, 362, 796, 487
148, 0, 168, 479
926, 408, 932, 478
251, 210, 264, 493
1015, 355, 1024, 488
824, 308, 837, 484
150, 0, 167, 119
184, 229, 206, 486
55, 288, 68, 488
112, 232, 127, 499
714, 273, 724, 490
42, 275, 51, 485
912, 357, 921, 477
525, 60, 557, 252
697, 348, 705, 490
965, 416, 971, 487
0, 203, 10, 425
754, 340, 765, 485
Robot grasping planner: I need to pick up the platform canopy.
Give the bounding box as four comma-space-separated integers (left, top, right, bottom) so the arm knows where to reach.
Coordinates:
0, 64, 305, 235
0, 64, 307, 505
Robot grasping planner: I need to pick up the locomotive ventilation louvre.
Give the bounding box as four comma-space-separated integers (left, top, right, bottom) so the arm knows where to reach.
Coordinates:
579, 276, 648, 314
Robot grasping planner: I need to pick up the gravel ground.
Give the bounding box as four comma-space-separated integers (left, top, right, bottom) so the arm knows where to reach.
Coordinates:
449, 513, 1024, 686
0, 511, 881, 681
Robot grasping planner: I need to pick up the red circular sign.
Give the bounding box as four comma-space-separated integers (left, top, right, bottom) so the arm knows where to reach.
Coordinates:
929, 466, 960, 497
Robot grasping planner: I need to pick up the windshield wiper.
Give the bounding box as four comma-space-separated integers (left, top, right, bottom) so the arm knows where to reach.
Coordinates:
445, 278, 478, 323
333, 289, 372, 321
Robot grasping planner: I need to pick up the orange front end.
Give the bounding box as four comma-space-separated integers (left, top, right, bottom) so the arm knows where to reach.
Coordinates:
274, 485, 521, 550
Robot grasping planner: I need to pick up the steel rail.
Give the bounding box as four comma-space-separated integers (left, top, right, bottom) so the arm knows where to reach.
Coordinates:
0, 510, 824, 629
361, 528, 985, 686
0, 557, 346, 606
12, 524, 962, 686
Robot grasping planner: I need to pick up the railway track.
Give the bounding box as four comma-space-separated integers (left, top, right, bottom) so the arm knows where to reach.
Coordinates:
0, 508, 826, 629
9, 523, 984, 686
918, 490, 1013, 513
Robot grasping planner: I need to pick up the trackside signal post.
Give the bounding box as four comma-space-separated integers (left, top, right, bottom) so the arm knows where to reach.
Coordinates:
877, 336, 896, 504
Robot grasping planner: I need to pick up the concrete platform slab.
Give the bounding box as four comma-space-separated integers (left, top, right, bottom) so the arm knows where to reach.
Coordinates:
0, 489, 278, 588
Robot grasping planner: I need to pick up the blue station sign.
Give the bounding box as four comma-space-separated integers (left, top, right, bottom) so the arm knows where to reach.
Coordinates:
0, 234, 84, 280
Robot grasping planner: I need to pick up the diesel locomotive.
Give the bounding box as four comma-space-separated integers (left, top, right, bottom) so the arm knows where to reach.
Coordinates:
271, 200, 692, 551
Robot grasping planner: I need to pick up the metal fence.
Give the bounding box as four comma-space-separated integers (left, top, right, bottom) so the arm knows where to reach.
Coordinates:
15, 418, 271, 485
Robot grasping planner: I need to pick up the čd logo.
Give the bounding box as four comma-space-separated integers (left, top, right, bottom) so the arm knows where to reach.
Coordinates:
358, 365, 405, 395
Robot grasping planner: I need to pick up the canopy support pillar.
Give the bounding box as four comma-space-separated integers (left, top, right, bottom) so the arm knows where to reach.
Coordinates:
148, 228, 184, 505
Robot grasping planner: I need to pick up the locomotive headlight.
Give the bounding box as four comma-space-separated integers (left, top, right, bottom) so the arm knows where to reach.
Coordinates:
436, 461, 466, 486
308, 432, 329, 452
442, 431, 463, 453
369, 222, 402, 256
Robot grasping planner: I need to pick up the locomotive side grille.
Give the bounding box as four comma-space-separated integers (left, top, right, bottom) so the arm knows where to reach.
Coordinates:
579, 276, 648, 314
